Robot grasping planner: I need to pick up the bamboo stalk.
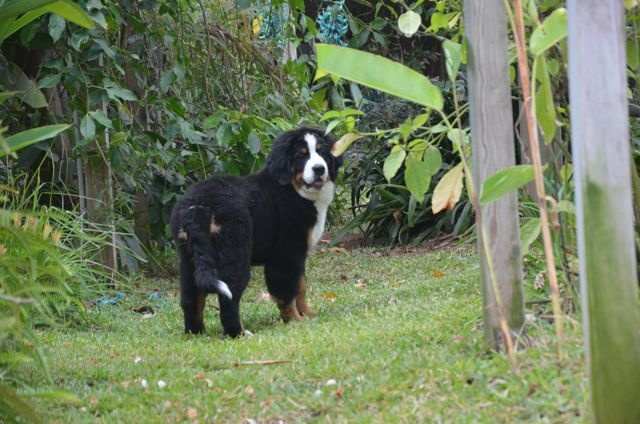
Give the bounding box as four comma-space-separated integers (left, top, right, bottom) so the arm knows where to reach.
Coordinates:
505, 0, 564, 358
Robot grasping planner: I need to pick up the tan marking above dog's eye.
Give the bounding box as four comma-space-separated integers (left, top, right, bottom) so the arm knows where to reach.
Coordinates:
300, 147, 308, 154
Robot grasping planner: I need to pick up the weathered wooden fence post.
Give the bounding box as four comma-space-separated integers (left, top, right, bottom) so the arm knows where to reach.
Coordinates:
567, 0, 640, 421
463, 0, 525, 349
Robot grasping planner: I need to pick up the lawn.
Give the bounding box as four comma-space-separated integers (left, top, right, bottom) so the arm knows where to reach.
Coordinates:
30, 246, 588, 422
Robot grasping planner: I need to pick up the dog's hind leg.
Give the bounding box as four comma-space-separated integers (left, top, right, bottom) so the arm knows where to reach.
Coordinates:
215, 216, 253, 338
177, 247, 206, 334
179, 205, 233, 300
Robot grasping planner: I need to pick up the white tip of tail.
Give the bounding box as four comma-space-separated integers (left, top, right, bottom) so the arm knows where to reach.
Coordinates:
216, 280, 233, 300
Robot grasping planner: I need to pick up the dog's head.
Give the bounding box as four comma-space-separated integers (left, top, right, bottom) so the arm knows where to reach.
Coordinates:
267, 127, 343, 198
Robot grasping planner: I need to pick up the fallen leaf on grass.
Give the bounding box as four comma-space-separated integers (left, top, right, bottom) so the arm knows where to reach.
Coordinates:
186, 407, 198, 420
431, 271, 446, 278
328, 247, 347, 253
323, 292, 337, 299
244, 386, 254, 396
335, 386, 344, 398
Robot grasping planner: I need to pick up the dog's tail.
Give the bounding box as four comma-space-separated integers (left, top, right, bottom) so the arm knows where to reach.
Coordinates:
178, 205, 232, 300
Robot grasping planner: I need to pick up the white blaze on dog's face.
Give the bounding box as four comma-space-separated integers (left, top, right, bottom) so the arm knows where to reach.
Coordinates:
296, 133, 333, 202
302, 134, 328, 185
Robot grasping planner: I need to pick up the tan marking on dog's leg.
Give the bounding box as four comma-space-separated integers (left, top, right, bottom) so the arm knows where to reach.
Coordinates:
177, 227, 188, 240
296, 276, 315, 317
275, 298, 303, 323
209, 216, 222, 235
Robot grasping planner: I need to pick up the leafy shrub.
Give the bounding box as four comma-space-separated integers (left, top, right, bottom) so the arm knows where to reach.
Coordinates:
0, 203, 110, 422
333, 97, 473, 245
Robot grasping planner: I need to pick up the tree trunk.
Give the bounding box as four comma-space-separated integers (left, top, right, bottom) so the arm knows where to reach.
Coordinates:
568, 0, 640, 421
464, 0, 525, 349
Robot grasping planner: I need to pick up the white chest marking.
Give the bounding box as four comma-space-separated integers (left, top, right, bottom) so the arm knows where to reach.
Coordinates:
294, 133, 334, 247
309, 180, 334, 247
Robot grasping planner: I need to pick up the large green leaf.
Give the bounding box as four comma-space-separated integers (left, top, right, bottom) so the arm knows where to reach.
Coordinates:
479, 165, 535, 205
316, 44, 443, 111
534, 56, 557, 143
0, 0, 93, 43
0, 0, 56, 21
530, 8, 567, 56
1, 124, 69, 158
423, 145, 442, 176
404, 151, 432, 203
520, 218, 541, 257
43, 0, 94, 28
398, 10, 421, 37
442, 40, 463, 81
383, 145, 406, 182
0, 92, 16, 105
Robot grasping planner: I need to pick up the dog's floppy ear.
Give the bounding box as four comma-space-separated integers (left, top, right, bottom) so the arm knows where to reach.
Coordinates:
267, 130, 294, 185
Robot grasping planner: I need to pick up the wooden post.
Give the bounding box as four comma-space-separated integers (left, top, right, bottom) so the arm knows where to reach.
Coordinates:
464, 0, 525, 349
568, 0, 640, 421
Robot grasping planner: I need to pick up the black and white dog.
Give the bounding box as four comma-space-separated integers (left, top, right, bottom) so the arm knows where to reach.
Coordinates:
170, 127, 343, 337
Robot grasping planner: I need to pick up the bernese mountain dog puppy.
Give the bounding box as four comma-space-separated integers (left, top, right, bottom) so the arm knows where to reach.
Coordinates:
170, 127, 343, 337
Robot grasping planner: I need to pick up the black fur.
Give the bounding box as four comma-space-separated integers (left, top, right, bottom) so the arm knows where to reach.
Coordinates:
170, 126, 342, 337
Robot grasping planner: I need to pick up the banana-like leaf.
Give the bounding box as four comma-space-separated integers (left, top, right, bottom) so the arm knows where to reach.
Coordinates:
316, 44, 443, 111
1, 124, 70, 158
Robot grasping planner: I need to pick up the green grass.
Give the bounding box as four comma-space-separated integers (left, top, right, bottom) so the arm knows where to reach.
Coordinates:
29, 247, 588, 422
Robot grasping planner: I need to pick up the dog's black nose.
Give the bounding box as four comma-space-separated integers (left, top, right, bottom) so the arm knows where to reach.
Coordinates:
312, 164, 325, 176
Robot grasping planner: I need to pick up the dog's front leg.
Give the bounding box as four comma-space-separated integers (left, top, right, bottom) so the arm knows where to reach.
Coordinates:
296, 276, 315, 317
264, 261, 305, 323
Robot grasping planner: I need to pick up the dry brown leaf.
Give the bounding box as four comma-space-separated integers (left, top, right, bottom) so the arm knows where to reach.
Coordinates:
186, 408, 198, 420
335, 386, 344, 398
431, 271, 446, 278
332, 133, 362, 157
432, 162, 465, 214
323, 292, 337, 299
